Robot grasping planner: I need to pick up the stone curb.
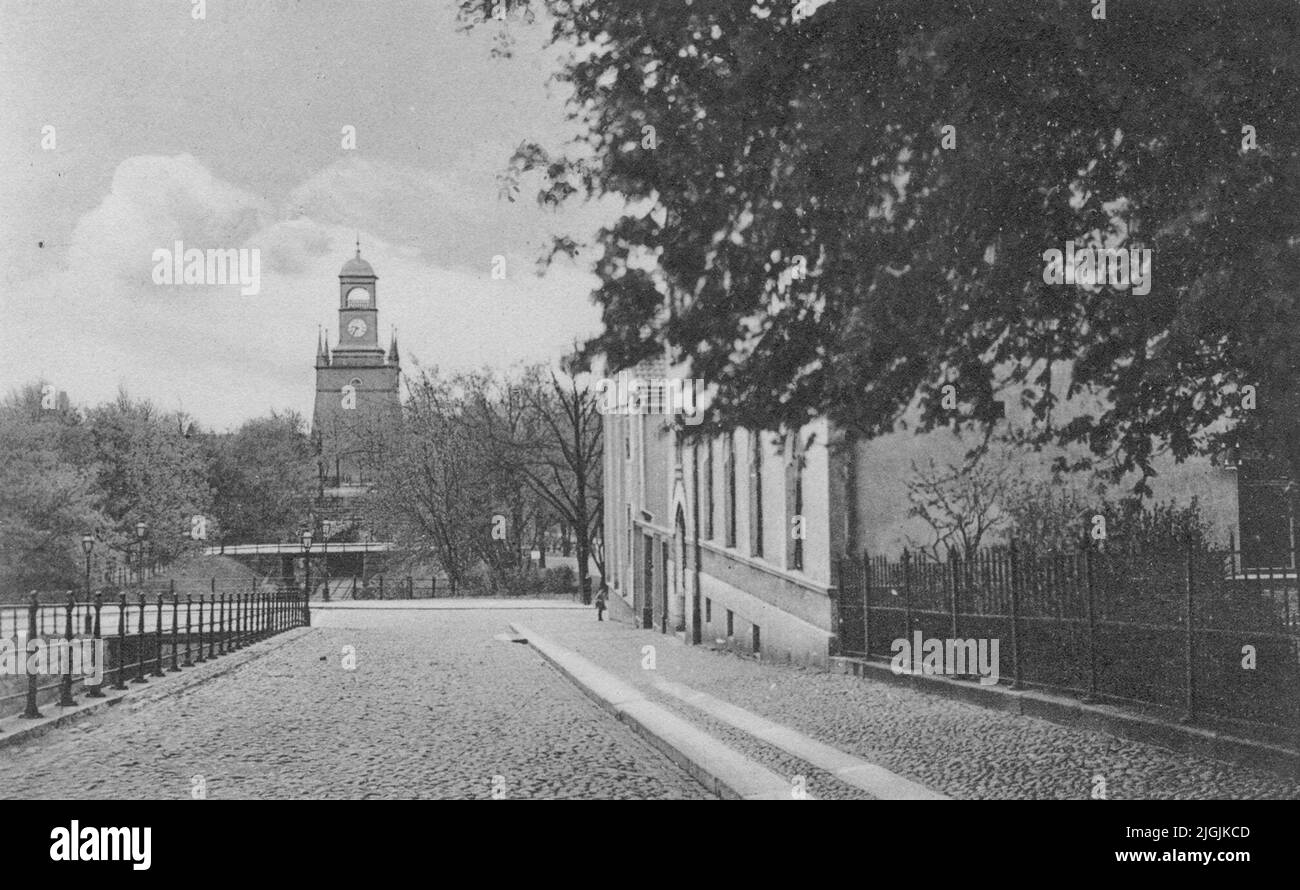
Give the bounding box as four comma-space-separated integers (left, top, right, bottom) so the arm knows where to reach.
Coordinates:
652, 678, 949, 800
510, 622, 799, 800
314, 600, 587, 612
0, 627, 315, 750
831, 656, 1300, 779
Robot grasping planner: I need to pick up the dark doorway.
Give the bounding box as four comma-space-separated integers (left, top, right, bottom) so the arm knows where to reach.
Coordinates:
642, 534, 654, 628
661, 540, 670, 634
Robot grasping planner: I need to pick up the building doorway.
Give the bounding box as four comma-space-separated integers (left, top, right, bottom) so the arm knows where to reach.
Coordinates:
661, 540, 670, 634
642, 534, 654, 629
674, 508, 688, 633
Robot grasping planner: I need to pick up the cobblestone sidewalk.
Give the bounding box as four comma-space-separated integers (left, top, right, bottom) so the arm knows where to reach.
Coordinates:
520, 612, 1300, 800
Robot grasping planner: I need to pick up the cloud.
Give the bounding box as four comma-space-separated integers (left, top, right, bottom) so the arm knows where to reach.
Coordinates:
287, 155, 601, 273
67, 154, 270, 289
3, 153, 605, 430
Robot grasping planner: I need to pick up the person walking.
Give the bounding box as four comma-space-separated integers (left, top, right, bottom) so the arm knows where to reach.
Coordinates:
595, 587, 608, 622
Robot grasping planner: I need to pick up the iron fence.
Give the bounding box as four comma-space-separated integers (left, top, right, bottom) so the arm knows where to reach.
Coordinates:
0, 580, 307, 723
339, 575, 582, 600
834, 541, 1300, 737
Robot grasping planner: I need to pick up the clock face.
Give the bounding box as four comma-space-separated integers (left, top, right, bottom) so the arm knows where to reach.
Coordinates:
347, 318, 367, 338
346, 287, 371, 307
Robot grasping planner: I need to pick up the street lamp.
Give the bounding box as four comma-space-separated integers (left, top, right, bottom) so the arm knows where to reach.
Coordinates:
81, 534, 94, 633
134, 521, 147, 585
81, 533, 93, 595
300, 529, 313, 624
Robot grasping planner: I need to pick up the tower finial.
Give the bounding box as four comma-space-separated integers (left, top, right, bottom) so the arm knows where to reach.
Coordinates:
355, 232, 361, 258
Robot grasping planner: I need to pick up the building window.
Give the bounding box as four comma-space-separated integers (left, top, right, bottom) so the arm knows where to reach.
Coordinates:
724, 432, 737, 548
749, 431, 764, 557
752, 624, 761, 655
705, 598, 712, 623
726, 609, 734, 638
786, 433, 805, 571
1237, 459, 1297, 569
705, 440, 715, 540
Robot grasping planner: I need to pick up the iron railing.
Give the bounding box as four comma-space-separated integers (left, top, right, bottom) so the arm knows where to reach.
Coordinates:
833, 540, 1300, 737
0, 581, 307, 722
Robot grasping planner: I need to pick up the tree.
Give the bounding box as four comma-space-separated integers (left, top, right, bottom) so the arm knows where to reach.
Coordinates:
488, 364, 604, 602
205, 411, 315, 545
460, 0, 1300, 488
0, 385, 106, 592
369, 370, 485, 592
905, 446, 1009, 560
84, 390, 213, 565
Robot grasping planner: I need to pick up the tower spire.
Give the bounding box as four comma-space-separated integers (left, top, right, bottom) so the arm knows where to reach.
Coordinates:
388, 327, 399, 365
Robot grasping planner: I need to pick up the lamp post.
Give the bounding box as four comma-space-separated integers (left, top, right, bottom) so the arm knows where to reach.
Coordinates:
134, 521, 147, 586
81, 534, 93, 598
300, 529, 313, 624
322, 537, 330, 602
81, 534, 94, 634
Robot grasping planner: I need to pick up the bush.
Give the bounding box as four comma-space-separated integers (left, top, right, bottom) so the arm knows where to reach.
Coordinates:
541, 566, 576, 594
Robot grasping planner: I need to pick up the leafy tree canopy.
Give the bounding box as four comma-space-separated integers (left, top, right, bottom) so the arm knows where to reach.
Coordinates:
463, 0, 1300, 486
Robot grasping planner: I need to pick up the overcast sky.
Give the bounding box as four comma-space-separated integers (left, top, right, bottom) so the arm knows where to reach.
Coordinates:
0, 0, 612, 431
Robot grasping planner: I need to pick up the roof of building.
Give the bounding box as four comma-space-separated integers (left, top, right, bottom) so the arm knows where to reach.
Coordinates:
341, 250, 375, 278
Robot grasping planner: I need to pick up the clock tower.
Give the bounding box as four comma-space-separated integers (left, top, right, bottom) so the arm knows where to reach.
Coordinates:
312, 246, 401, 492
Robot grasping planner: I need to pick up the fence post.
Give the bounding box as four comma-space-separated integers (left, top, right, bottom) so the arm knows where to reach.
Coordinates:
170, 583, 180, 671
197, 596, 208, 662
114, 593, 129, 690
1081, 541, 1098, 703
1008, 540, 1023, 690
232, 594, 242, 650
1183, 536, 1197, 723
408, 575, 414, 600
902, 548, 913, 641
432, 577, 438, 598
23, 594, 42, 718
86, 593, 106, 698
208, 595, 216, 659
134, 593, 148, 683
861, 549, 871, 658
831, 557, 843, 656
59, 592, 77, 707
152, 595, 165, 677
184, 595, 194, 667
948, 547, 960, 646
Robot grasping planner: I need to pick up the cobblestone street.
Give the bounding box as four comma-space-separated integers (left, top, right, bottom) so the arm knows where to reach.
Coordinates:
3, 601, 1297, 801
0, 606, 711, 800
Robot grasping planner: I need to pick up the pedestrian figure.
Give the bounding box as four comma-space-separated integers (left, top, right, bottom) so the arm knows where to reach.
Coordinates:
595, 587, 608, 622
